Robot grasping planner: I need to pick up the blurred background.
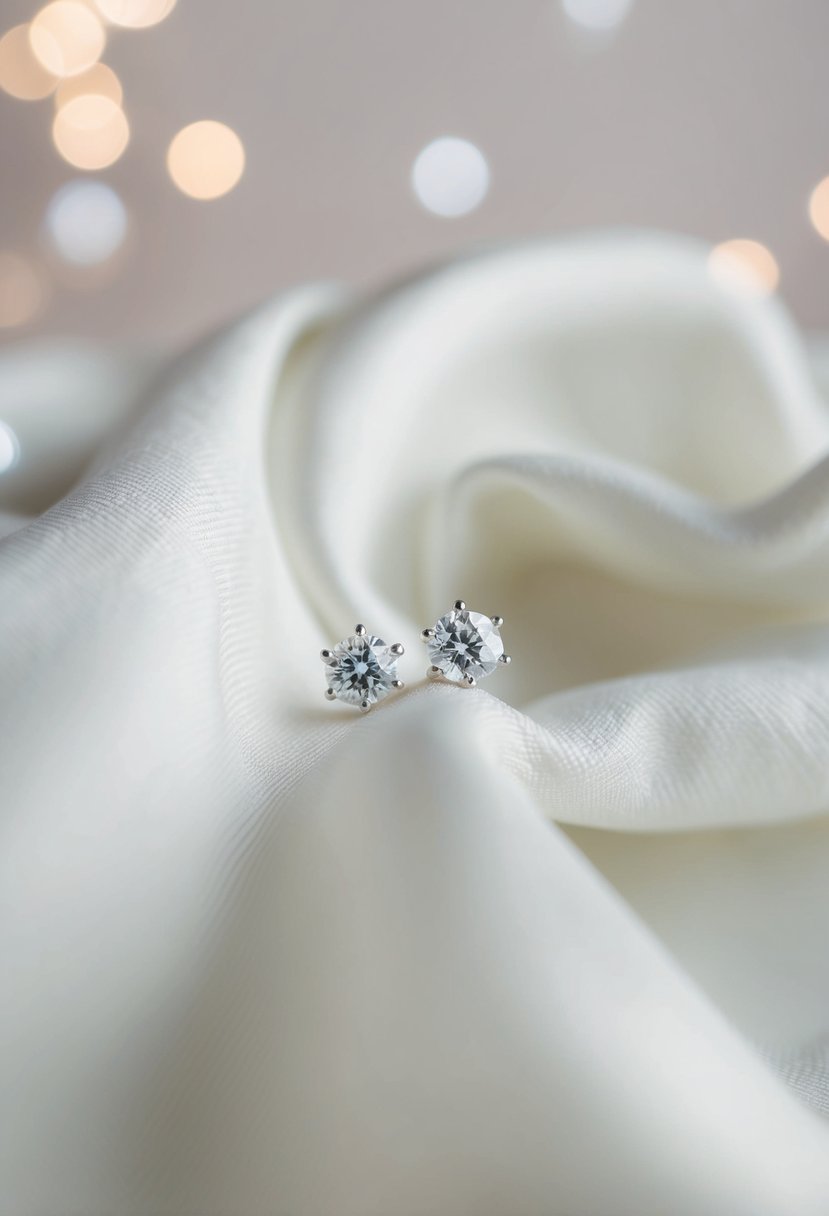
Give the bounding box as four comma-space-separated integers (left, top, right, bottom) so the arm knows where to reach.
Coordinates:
1, 0, 829, 353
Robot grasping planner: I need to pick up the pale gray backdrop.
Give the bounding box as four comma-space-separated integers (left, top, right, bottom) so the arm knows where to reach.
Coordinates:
1, 0, 828, 347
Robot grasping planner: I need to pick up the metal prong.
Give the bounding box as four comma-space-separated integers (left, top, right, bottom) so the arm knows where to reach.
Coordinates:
360, 699, 371, 712
499, 654, 511, 665
390, 642, 404, 656
392, 680, 404, 690
454, 600, 466, 611
491, 616, 504, 628
421, 627, 434, 642
325, 688, 336, 701
355, 623, 367, 636
320, 648, 332, 661
464, 674, 476, 687
428, 665, 442, 679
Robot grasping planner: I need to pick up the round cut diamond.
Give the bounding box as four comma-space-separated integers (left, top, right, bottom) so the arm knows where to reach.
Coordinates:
428, 608, 504, 683
325, 633, 399, 707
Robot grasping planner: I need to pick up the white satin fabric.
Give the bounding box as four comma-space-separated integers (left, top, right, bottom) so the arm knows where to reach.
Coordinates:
2, 235, 829, 1215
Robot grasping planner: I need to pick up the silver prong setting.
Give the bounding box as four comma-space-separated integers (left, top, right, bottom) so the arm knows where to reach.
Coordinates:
499, 653, 511, 665
420, 603, 511, 687
323, 624, 404, 711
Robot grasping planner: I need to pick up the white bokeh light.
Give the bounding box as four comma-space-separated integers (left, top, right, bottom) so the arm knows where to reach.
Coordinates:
29, 2, 106, 78
411, 137, 490, 218
809, 176, 829, 243
0, 421, 20, 474
52, 94, 129, 169
561, 0, 634, 32
94, 0, 177, 28
166, 120, 245, 200
44, 179, 127, 266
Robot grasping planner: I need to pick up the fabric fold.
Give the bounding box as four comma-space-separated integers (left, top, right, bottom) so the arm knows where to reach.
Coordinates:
1, 234, 829, 1214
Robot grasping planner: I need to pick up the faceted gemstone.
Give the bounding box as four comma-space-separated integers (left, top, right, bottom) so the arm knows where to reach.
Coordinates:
428, 608, 504, 683
325, 633, 399, 707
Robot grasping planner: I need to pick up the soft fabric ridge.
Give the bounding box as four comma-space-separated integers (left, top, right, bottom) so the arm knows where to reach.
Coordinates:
2, 235, 829, 1214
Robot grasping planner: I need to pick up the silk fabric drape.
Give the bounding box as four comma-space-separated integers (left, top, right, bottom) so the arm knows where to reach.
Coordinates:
2, 236, 829, 1214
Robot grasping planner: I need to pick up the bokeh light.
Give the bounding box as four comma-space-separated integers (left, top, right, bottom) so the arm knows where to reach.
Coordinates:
808, 177, 829, 243
94, 0, 177, 28
52, 93, 129, 169
0, 252, 45, 328
166, 120, 245, 200
45, 179, 128, 265
0, 24, 58, 100
708, 239, 780, 297
0, 421, 21, 474
411, 137, 490, 218
29, 2, 106, 78
54, 61, 122, 109
561, 0, 634, 32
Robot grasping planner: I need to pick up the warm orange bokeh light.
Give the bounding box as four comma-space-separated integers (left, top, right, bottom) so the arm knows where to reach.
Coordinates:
708, 239, 780, 297
0, 24, 58, 100
30, 2, 106, 78
0, 252, 45, 328
166, 120, 245, 200
54, 61, 122, 108
94, 0, 177, 28
52, 93, 129, 169
808, 177, 829, 243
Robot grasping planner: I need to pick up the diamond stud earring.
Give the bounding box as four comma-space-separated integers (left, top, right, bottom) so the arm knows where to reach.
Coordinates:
321, 624, 405, 712
420, 600, 511, 687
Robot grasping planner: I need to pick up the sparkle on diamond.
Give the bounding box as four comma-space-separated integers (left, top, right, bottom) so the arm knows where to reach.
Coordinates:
428, 609, 504, 682
325, 634, 399, 706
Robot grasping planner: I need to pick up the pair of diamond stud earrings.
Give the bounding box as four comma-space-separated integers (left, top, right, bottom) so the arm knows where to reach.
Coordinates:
320, 600, 511, 712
